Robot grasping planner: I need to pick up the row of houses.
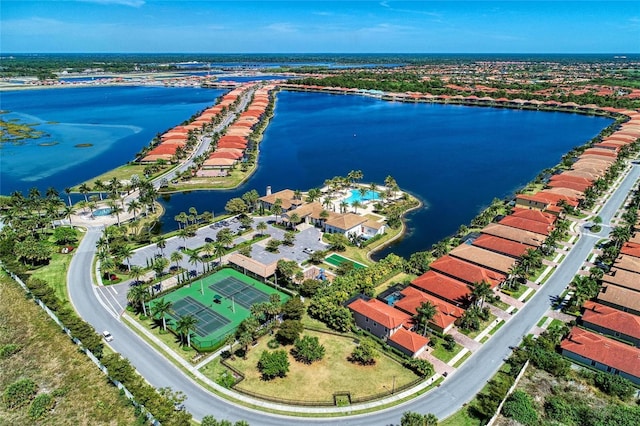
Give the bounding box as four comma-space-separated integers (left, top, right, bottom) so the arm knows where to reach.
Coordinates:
201, 84, 276, 172
560, 223, 640, 386
139, 85, 248, 163
345, 108, 640, 359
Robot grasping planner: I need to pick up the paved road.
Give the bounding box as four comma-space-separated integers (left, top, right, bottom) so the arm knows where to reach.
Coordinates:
67, 162, 639, 425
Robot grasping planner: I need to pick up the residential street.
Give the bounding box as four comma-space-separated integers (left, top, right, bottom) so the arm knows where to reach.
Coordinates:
67, 161, 639, 425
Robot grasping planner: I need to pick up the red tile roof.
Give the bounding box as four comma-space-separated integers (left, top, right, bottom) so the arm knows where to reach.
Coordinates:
547, 180, 591, 192
347, 298, 411, 329
429, 255, 505, 288
472, 234, 530, 258
388, 327, 430, 354
511, 208, 557, 225
410, 271, 471, 306
582, 301, 640, 341
561, 327, 640, 378
621, 242, 640, 258
499, 215, 553, 236
395, 286, 464, 331
549, 174, 593, 185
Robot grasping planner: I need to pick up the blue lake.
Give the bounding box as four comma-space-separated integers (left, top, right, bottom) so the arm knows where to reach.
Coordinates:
1, 87, 612, 259
1, 86, 227, 194
158, 91, 612, 258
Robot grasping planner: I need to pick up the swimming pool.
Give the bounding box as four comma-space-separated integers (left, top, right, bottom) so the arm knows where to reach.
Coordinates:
93, 207, 112, 217
344, 189, 380, 205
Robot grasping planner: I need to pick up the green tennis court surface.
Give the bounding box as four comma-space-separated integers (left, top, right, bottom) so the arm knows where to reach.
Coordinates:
150, 268, 288, 350
325, 253, 367, 269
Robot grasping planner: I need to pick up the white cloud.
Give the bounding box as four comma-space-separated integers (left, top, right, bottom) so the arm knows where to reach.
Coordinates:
265, 22, 298, 33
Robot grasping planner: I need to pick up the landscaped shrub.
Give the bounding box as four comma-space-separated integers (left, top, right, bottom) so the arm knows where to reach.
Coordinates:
28, 393, 54, 420
257, 350, 289, 380
349, 337, 378, 365
3, 378, 37, 409
291, 335, 325, 364
403, 358, 434, 377
544, 394, 577, 424
275, 319, 303, 345
501, 390, 538, 425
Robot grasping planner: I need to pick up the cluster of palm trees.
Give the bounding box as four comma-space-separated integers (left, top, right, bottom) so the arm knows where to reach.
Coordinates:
0, 187, 73, 267
504, 248, 544, 291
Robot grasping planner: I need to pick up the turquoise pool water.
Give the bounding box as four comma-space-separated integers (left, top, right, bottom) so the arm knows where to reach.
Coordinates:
345, 189, 380, 205
93, 208, 112, 217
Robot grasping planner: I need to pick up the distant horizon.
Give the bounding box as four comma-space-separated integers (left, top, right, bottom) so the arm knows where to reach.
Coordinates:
2, 1, 638, 54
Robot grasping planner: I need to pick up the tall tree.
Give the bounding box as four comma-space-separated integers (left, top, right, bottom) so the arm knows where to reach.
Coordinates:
415, 301, 437, 336
151, 298, 173, 331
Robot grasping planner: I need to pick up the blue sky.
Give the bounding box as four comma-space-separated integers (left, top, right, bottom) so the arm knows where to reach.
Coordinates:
2, 1, 639, 53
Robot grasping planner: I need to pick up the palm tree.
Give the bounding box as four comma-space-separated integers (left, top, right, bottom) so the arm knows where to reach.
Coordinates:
101, 256, 116, 283
289, 213, 300, 229
130, 265, 144, 285
127, 284, 150, 316
155, 235, 167, 256
189, 251, 202, 275
94, 179, 106, 200
213, 242, 225, 264
127, 199, 141, 221
108, 201, 123, 226
118, 244, 134, 272
339, 200, 349, 214
351, 200, 363, 213
64, 187, 73, 207
610, 225, 631, 249
170, 251, 183, 271
471, 281, 493, 308
78, 183, 90, 203
272, 199, 283, 223
176, 315, 198, 348
175, 212, 188, 229
151, 298, 173, 331
216, 228, 234, 248
415, 301, 437, 336
256, 221, 268, 236
306, 188, 321, 203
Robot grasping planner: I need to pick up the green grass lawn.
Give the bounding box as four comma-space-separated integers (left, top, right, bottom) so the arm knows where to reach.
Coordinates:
489, 320, 505, 335
226, 330, 419, 404
440, 407, 482, 426
536, 316, 548, 327
373, 272, 416, 296
431, 341, 462, 363
74, 163, 162, 191
490, 298, 511, 311
28, 251, 75, 304
460, 313, 497, 339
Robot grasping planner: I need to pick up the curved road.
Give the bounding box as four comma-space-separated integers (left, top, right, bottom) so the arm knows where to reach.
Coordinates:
68, 162, 639, 425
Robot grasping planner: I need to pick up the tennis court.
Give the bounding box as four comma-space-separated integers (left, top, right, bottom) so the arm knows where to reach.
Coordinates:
208, 276, 271, 310
150, 268, 288, 350
171, 296, 231, 338
325, 253, 367, 269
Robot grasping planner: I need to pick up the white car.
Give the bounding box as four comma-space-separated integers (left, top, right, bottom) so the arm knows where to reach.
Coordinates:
102, 330, 114, 342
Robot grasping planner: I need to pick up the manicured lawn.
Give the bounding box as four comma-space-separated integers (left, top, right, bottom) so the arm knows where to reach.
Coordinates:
536, 316, 548, 327
490, 298, 511, 311
125, 312, 199, 363
29, 250, 75, 304
460, 313, 497, 339
440, 407, 481, 426
74, 163, 161, 190
453, 350, 473, 368
226, 330, 419, 403
431, 341, 462, 363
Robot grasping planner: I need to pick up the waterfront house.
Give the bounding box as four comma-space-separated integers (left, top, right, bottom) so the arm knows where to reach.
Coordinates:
481, 223, 545, 247
449, 244, 516, 275
324, 213, 368, 237
472, 234, 531, 258
499, 215, 553, 236
560, 327, 640, 385
581, 301, 640, 347
429, 255, 505, 288
258, 189, 304, 212
394, 286, 464, 334
410, 271, 471, 307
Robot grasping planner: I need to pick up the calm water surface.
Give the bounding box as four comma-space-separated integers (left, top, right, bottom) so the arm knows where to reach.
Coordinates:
1, 87, 612, 258
160, 91, 612, 258
1, 86, 226, 194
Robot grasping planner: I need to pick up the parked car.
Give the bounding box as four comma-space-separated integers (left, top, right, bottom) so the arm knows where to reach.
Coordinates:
303, 247, 315, 255
102, 330, 114, 342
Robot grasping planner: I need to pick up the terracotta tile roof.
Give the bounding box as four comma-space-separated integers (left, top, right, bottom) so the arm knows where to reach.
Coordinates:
348, 298, 411, 329
598, 284, 640, 313
481, 223, 545, 247
562, 170, 600, 180
547, 180, 591, 192
549, 174, 593, 185
613, 254, 640, 274
410, 271, 470, 306
395, 286, 464, 330
203, 158, 235, 167
472, 234, 530, 258
582, 148, 618, 158
560, 327, 640, 378
388, 327, 430, 354
620, 242, 640, 258
324, 213, 368, 231
209, 151, 243, 160
538, 190, 580, 206
258, 189, 303, 211
544, 187, 584, 199
499, 215, 553, 236
511, 208, 557, 225
429, 255, 505, 288
601, 268, 640, 292
630, 233, 640, 245
449, 244, 516, 274
582, 301, 640, 341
